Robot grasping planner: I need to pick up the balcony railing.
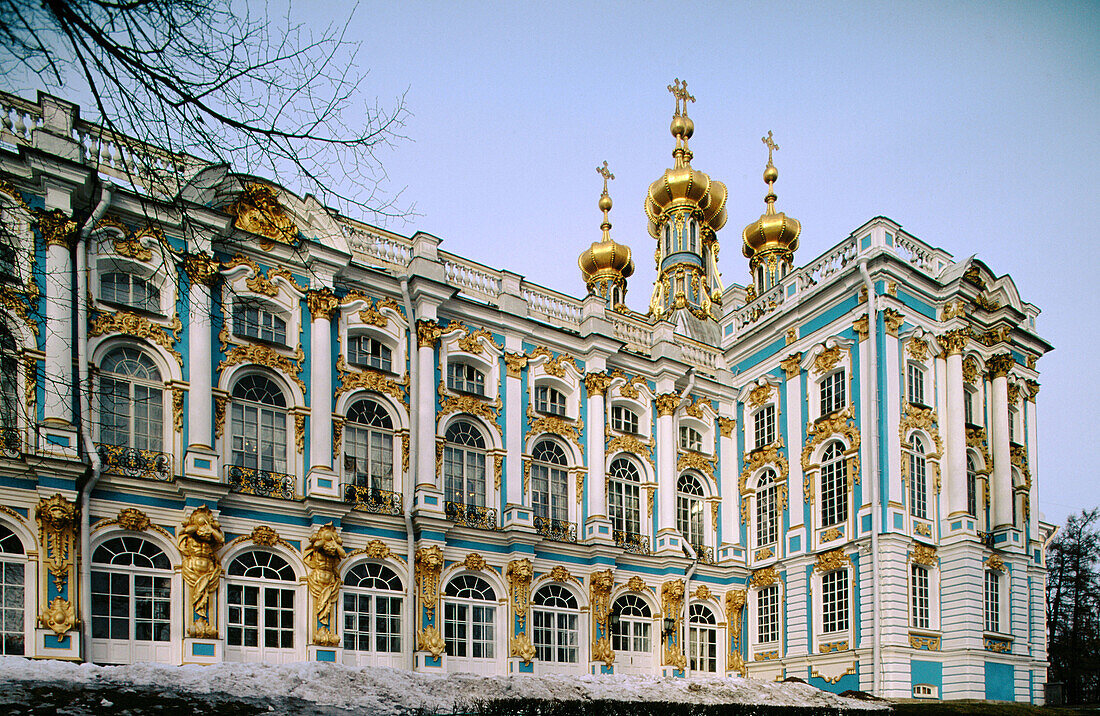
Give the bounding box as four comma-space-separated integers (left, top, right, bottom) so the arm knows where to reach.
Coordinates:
444, 501, 499, 530
534, 516, 578, 543
226, 465, 296, 500
344, 484, 403, 516
96, 443, 172, 481
614, 530, 651, 555
693, 543, 717, 565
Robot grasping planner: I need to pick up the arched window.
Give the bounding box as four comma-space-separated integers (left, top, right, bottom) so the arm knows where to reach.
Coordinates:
343, 399, 394, 491
99, 347, 163, 451
689, 220, 697, 253
443, 574, 496, 660
531, 440, 568, 524
0, 524, 24, 655
907, 436, 928, 519
535, 385, 566, 417
447, 362, 485, 396
532, 583, 580, 664
0, 324, 18, 435
820, 442, 848, 527
608, 457, 642, 538
610, 594, 651, 657
687, 603, 717, 672
343, 562, 402, 654
91, 536, 171, 644
676, 473, 705, 548
101, 271, 160, 313
663, 224, 671, 256
226, 551, 296, 656
230, 375, 287, 474
347, 335, 392, 372
755, 469, 778, 549
966, 453, 979, 518
233, 301, 286, 345
443, 420, 487, 507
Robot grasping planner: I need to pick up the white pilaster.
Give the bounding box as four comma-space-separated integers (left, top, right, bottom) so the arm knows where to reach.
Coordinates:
655, 381, 679, 553
502, 337, 525, 527
43, 241, 73, 425
718, 407, 738, 549
309, 314, 333, 471
990, 358, 1012, 529
945, 351, 967, 517
1025, 389, 1039, 535
784, 366, 804, 533
187, 281, 213, 448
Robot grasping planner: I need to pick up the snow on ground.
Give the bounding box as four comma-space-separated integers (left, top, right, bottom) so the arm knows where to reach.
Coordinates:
0, 657, 887, 714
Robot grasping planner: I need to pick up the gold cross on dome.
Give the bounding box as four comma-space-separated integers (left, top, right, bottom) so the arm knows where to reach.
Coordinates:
596, 161, 614, 194
762, 130, 779, 165
667, 78, 695, 116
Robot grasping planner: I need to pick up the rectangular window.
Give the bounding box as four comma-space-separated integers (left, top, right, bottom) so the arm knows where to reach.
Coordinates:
347, 336, 392, 372
447, 362, 485, 396
984, 570, 1001, 633
819, 370, 846, 415
535, 386, 566, 416
910, 564, 930, 629
908, 364, 925, 406
753, 405, 776, 448
964, 389, 976, 425
1009, 410, 1018, 443
233, 302, 287, 345
822, 569, 849, 634
611, 406, 638, 434
757, 585, 779, 644
679, 426, 702, 452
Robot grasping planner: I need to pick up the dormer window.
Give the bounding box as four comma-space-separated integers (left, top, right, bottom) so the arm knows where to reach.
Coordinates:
820, 370, 846, 416
534, 385, 566, 417
233, 301, 286, 345
679, 426, 702, 452
347, 335, 392, 372
753, 405, 776, 449
611, 405, 639, 435
907, 364, 926, 407
101, 271, 160, 313
447, 362, 485, 396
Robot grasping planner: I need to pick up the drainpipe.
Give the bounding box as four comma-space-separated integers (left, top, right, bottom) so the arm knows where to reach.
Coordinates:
400, 277, 417, 670
77, 183, 114, 662
859, 259, 881, 695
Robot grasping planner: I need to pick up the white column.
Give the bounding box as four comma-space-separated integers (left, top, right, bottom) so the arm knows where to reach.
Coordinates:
718, 411, 738, 547
989, 354, 1013, 529
585, 373, 607, 518
784, 361, 804, 534
655, 389, 678, 550
416, 318, 440, 491
504, 346, 524, 510
1025, 385, 1039, 535
186, 276, 213, 448
307, 291, 335, 472
43, 239, 73, 424
944, 346, 967, 517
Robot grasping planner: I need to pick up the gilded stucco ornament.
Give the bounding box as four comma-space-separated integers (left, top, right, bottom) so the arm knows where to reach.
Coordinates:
739, 440, 788, 525
822, 527, 842, 543
962, 355, 980, 383
250, 525, 280, 546
593, 636, 616, 667
117, 507, 151, 532
611, 372, 649, 400
226, 183, 299, 244
182, 252, 220, 286
941, 300, 966, 320
655, 391, 680, 417
911, 543, 938, 567
606, 426, 655, 467
694, 584, 712, 601
812, 346, 842, 375
974, 293, 1001, 311
306, 288, 340, 320
683, 397, 709, 420
304, 524, 346, 646
1007, 383, 1021, 405
852, 315, 869, 342
907, 338, 929, 362
37, 494, 77, 593
172, 388, 184, 434
677, 450, 715, 474
528, 346, 573, 377
549, 565, 572, 582
214, 395, 228, 439
352, 294, 401, 327
717, 417, 736, 438
526, 404, 584, 455
584, 371, 611, 396
90, 311, 183, 366
507, 558, 533, 627
590, 569, 614, 632
220, 342, 306, 393
366, 540, 391, 560
801, 406, 860, 478
883, 308, 903, 336
463, 553, 488, 572
940, 329, 969, 356
179, 506, 225, 637
335, 354, 409, 405
438, 382, 503, 436
416, 319, 444, 348
453, 323, 498, 355
899, 404, 943, 456
1025, 379, 1040, 401
786, 327, 798, 345
511, 633, 537, 664
986, 554, 1006, 572
963, 266, 987, 289
505, 352, 528, 378
415, 546, 444, 620
36, 208, 77, 248
0, 284, 38, 337
39, 597, 76, 637
417, 626, 446, 658
661, 579, 687, 670
748, 384, 772, 409
780, 352, 802, 378
626, 576, 647, 592
909, 633, 941, 651
815, 549, 850, 573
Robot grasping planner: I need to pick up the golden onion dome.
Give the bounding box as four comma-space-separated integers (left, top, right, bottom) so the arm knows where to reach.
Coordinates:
579, 162, 635, 285
645, 80, 727, 238
742, 132, 800, 258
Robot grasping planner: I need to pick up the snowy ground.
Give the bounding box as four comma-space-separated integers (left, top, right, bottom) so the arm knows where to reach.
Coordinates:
0, 657, 887, 715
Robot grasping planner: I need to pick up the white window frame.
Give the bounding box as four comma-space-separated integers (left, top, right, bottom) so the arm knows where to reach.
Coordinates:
676, 473, 706, 549
984, 569, 1005, 634
753, 469, 779, 551
0, 524, 25, 656
97, 346, 166, 453
443, 574, 497, 663
907, 362, 927, 407
750, 582, 782, 658
819, 370, 846, 416
679, 425, 703, 452
347, 334, 393, 372
610, 404, 639, 435
534, 384, 567, 417
607, 456, 643, 539
447, 361, 486, 396
687, 602, 718, 673
341, 562, 403, 656
233, 300, 288, 345
753, 404, 776, 449
532, 583, 581, 666
225, 550, 298, 662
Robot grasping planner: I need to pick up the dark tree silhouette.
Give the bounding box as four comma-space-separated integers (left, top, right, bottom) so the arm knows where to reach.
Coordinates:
1048, 508, 1100, 704
0, 0, 408, 217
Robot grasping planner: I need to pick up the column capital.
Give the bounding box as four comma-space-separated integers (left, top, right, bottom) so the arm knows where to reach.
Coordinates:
1025, 379, 1040, 402
583, 371, 611, 396
655, 391, 680, 417
940, 328, 969, 356
416, 319, 444, 348
987, 353, 1014, 379
780, 352, 802, 379
306, 287, 340, 320
504, 351, 528, 378
182, 252, 221, 287
717, 416, 736, 438
36, 208, 77, 249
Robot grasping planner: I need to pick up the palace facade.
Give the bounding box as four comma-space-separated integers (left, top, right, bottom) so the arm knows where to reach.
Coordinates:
0, 88, 1053, 702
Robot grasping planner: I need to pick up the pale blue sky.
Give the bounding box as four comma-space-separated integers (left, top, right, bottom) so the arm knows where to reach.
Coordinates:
314, 1, 1097, 528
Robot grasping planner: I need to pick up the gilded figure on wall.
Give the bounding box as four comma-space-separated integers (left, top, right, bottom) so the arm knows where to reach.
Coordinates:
178, 506, 225, 637
304, 523, 346, 645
